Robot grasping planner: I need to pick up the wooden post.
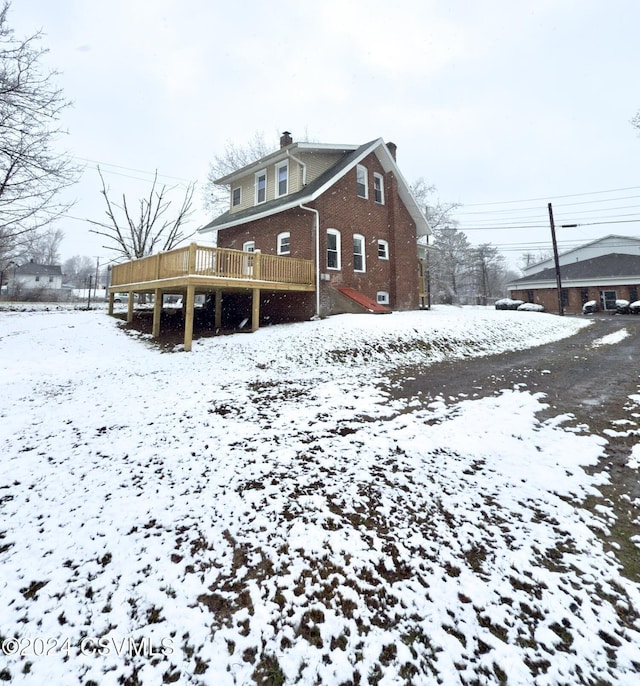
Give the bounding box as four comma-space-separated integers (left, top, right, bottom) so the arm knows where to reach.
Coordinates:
127, 292, 134, 323
154, 253, 161, 280
188, 242, 197, 275
253, 249, 261, 281
184, 283, 196, 351
251, 287, 260, 332
108, 292, 114, 315
152, 288, 162, 338
215, 290, 222, 329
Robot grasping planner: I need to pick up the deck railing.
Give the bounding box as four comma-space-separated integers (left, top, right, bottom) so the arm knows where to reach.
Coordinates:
110, 244, 315, 288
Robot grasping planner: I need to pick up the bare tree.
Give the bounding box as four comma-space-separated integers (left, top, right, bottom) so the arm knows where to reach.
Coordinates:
62, 255, 93, 288
22, 226, 64, 264
203, 131, 275, 218
88, 167, 196, 260
0, 2, 79, 265
411, 178, 461, 232
632, 110, 640, 134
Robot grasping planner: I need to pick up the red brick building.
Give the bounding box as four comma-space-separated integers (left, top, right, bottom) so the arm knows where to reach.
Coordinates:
199, 134, 431, 322
507, 235, 640, 314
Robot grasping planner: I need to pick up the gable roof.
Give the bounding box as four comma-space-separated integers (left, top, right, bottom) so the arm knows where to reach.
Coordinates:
510, 253, 640, 286
199, 138, 431, 237
15, 262, 62, 277
522, 234, 640, 274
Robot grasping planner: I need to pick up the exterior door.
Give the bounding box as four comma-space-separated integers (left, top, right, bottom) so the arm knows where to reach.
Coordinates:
600, 290, 617, 310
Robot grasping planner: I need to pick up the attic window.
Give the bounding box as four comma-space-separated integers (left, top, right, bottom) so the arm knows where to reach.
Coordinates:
255, 170, 266, 204
232, 187, 241, 207
356, 165, 368, 199
373, 173, 384, 204
276, 161, 288, 197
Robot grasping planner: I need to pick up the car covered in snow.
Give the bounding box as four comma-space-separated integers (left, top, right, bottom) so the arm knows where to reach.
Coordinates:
582, 300, 598, 314
495, 298, 525, 310
517, 302, 544, 312
629, 300, 640, 314
615, 299, 630, 314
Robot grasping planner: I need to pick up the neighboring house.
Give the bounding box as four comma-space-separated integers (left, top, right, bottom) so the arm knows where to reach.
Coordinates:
508, 235, 640, 313
10, 261, 64, 294
199, 132, 431, 319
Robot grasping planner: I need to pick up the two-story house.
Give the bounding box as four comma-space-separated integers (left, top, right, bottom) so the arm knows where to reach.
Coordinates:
198, 133, 431, 321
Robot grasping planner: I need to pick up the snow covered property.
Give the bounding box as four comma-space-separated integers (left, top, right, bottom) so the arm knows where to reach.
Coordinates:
1, 306, 639, 685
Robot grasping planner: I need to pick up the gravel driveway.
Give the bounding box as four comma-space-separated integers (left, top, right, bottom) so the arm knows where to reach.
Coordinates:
385, 312, 640, 581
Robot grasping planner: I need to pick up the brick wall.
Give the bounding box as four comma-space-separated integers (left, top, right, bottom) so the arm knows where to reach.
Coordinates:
217, 150, 420, 316
510, 284, 640, 314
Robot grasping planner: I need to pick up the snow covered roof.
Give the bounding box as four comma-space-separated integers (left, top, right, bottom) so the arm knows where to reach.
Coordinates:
15, 262, 62, 276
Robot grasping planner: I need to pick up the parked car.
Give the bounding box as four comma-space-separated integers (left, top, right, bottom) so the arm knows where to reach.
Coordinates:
629, 300, 640, 314
113, 292, 138, 303
582, 300, 598, 314
615, 299, 630, 315
517, 303, 544, 312
495, 298, 525, 310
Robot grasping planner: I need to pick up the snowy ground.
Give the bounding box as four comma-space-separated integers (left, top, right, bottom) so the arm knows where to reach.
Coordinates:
1, 306, 639, 685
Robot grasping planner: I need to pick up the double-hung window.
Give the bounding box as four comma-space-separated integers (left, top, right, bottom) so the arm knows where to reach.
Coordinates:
276, 161, 288, 197
356, 165, 368, 199
353, 234, 366, 272
255, 170, 266, 204
232, 187, 241, 207
327, 229, 341, 270
277, 231, 290, 255
377, 239, 389, 260
373, 173, 384, 204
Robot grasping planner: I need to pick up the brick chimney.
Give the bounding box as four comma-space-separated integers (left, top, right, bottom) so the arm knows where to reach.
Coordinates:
280, 131, 293, 148
386, 141, 397, 160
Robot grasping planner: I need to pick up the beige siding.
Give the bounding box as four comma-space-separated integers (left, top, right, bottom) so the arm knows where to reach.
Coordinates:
226, 152, 343, 214
298, 151, 344, 183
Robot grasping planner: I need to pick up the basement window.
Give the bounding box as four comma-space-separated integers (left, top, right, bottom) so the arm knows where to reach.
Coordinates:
377, 291, 389, 304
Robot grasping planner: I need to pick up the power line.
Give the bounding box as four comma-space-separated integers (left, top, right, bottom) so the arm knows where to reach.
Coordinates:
460, 185, 640, 208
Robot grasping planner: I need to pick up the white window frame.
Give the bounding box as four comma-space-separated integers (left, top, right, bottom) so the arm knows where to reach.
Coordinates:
356, 164, 368, 199
255, 169, 267, 205
377, 291, 390, 305
353, 233, 366, 273
275, 160, 289, 198
327, 229, 341, 270
373, 172, 384, 204
232, 186, 242, 207
377, 239, 389, 260
277, 231, 290, 255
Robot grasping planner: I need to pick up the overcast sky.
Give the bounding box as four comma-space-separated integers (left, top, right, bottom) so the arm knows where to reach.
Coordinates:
10, 0, 640, 270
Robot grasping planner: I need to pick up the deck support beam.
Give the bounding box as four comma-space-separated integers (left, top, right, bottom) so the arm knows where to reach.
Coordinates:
215, 290, 222, 329
251, 288, 260, 332
127, 292, 134, 323
184, 284, 196, 351
152, 288, 162, 338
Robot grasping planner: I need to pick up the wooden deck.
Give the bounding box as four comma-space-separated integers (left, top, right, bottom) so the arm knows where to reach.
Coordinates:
108, 243, 315, 350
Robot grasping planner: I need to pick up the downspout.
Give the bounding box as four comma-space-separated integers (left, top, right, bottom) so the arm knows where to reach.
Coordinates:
299, 203, 320, 319
286, 150, 307, 186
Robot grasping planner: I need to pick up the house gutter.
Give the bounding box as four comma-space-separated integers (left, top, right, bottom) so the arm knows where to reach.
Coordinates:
299, 203, 320, 319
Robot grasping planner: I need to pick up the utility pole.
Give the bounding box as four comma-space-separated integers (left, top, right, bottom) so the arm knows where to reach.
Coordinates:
548, 203, 564, 316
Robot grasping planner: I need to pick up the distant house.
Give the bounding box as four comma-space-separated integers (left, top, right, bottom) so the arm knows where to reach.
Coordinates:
199, 132, 431, 317
508, 235, 640, 313
11, 261, 63, 293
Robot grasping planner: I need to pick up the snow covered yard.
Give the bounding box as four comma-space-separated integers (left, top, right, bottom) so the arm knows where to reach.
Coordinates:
1, 306, 639, 685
